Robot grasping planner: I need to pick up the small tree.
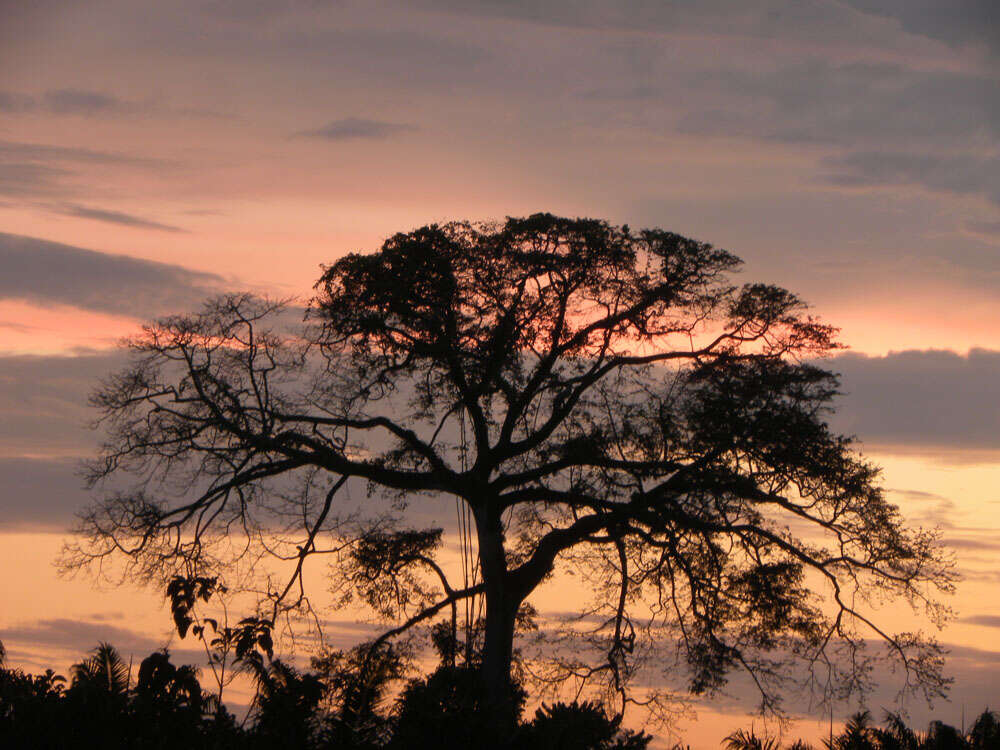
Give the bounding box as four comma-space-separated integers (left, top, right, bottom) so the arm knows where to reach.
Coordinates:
968, 709, 1000, 750
312, 641, 407, 748
65, 214, 954, 744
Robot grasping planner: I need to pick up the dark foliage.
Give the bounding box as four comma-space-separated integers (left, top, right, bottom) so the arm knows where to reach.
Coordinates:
519, 700, 653, 749
312, 641, 407, 749
0, 641, 241, 749
390, 663, 524, 748
0, 639, 996, 749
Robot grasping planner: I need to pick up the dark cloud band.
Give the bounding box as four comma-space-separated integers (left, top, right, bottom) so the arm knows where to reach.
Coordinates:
827, 349, 1000, 450
0, 232, 225, 317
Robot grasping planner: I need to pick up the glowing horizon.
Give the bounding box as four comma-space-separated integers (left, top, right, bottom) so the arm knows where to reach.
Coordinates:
2, 2, 998, 747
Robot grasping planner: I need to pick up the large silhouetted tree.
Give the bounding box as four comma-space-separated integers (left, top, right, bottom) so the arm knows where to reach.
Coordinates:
65, 214, 954, 745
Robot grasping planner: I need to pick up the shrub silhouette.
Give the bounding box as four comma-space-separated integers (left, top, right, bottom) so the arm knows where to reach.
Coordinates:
519, 700, 652, 749
389, 663, 526, 748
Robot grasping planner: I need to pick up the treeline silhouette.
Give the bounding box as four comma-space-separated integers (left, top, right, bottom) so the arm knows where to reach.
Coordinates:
0, 637, 651, 749
718, 708, 1000, 750
1, 639, 997, 749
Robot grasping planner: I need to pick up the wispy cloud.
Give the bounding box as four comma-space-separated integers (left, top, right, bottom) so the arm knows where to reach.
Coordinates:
941, 537, 1000, 552
0, 140, 166, 199
0, 162, 72, 198
0, 139, 163, 167
52, 203, 187, 233
0, 87, 234, 119
0, 88, 137, 116
0, 320, 38, 333
821, 152, 1000, 205
296, 117, 417, 141
43, 89, 134, 115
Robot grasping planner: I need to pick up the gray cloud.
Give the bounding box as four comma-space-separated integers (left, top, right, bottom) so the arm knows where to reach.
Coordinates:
961, 615, 1000, 628
965, 220, 1000, 238
0, 88, 225, 118
0, 143, 185, 226
0, 458, 97, 530
0, 91, 36, 112
297, 117, 418, 141
889, 488, 946, 502
669, 60, 999, 207
0, 162, 71, 198
0, 618, 210, 677
267, 26, 487, 87
0, 320, 38, 333
0, 140, 160, 166
0, 140, 166, 199
0, 232, 225, 317
0, 351, 126, 460
822, 152, 1000, 206
15, 344, 996, 466
886, 489, 958, 529
105, 4, 488, 90
0, 618, 163, 658
826, 349, 1000, 450
840, 0, 999, 54
940, 537, 1000, 552
87, 612, 128, 622
182, 208, 226, 216
53, 203, 186, 233
675, 62, 1000, 147
417, 0, 887, 43
42, 88, 131, 115
0, 89, 136, 115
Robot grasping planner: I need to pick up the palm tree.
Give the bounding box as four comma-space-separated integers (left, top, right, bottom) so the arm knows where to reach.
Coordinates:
65, 642, 131, 746
70, 642, 130, 697
243, 654, 325, 749
874, 711, 920, 750
825, 711, 880, 750
723, 726, 781, 750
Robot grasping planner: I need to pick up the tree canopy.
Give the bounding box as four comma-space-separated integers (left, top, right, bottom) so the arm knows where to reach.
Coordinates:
65, 214, 954, 743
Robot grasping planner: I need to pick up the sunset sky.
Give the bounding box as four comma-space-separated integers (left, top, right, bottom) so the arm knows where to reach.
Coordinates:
1, 1, 998, 746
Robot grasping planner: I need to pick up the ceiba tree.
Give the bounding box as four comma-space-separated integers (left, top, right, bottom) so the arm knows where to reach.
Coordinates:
68, 214, 953, 740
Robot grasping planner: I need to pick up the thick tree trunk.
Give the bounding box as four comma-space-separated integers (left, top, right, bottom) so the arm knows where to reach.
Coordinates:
475, 505, 520, 747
